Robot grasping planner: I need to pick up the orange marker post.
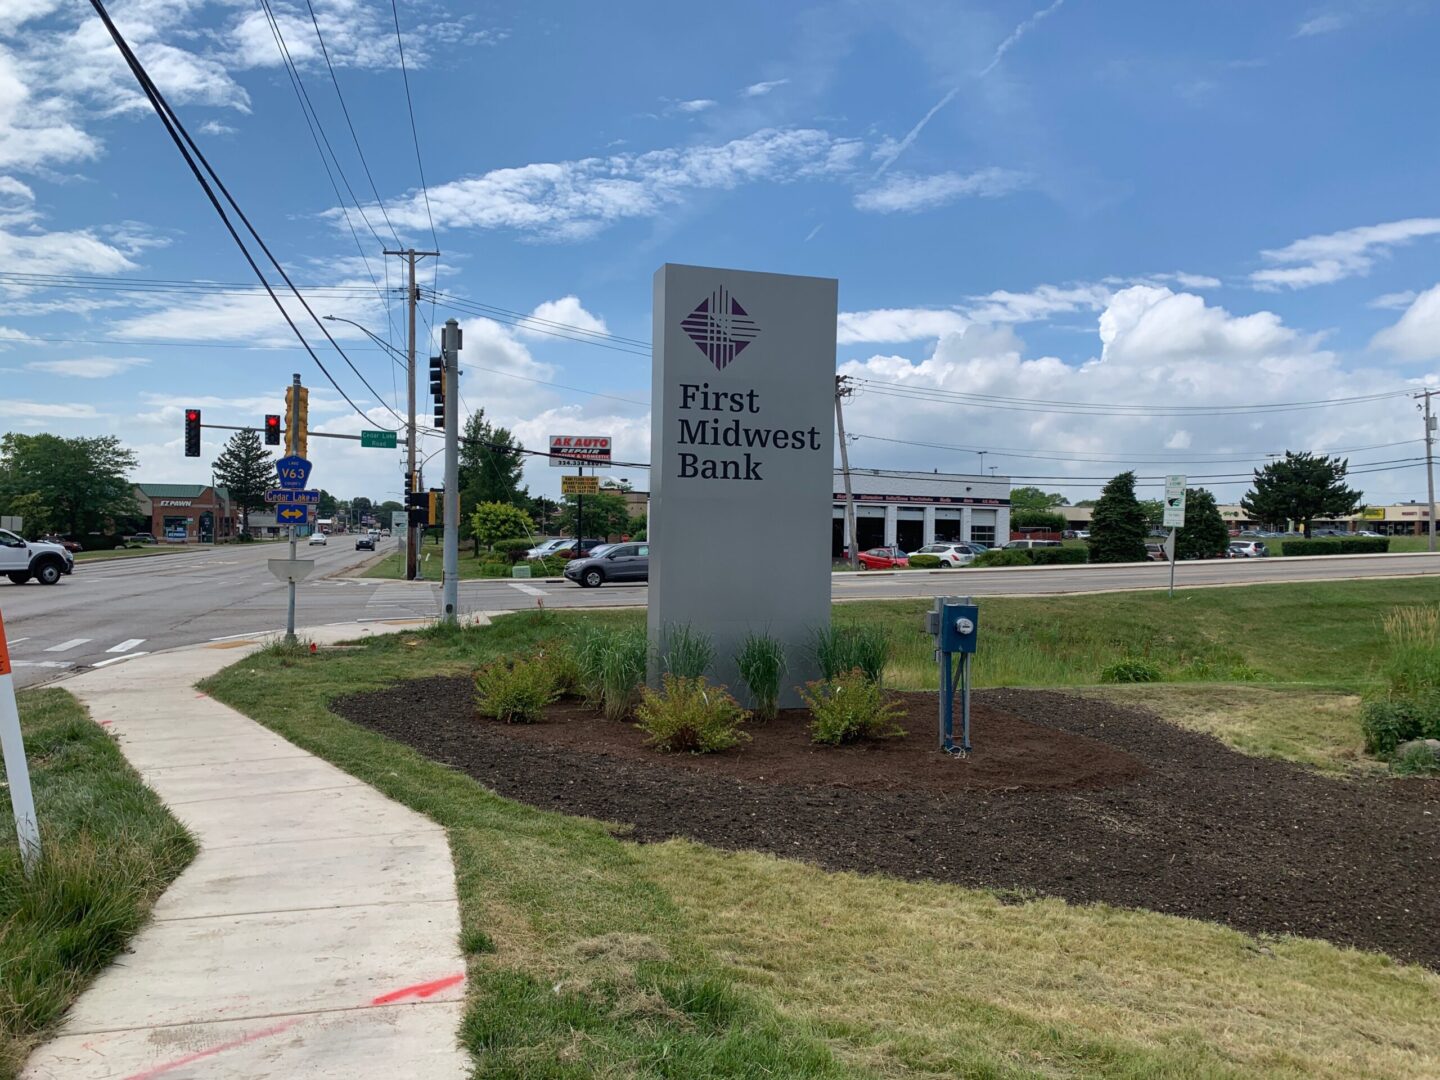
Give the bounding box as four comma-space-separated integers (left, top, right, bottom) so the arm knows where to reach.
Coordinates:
0, 611, 40, 873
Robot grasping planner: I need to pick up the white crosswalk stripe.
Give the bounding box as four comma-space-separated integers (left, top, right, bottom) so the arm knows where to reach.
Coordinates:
107, 639, 146, 653
45, 638, 90, 652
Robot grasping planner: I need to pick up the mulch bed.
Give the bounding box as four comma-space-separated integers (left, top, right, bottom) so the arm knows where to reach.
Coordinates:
333, 677, 1440, 968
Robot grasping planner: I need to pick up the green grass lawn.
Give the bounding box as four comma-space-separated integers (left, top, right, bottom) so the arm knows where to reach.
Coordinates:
0, 691, 194, 1079
201, 599, 1440, 1079
361, 544, 559, 580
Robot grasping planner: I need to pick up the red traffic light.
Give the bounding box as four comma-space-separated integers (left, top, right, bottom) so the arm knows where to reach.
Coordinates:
185, 409, 200, 422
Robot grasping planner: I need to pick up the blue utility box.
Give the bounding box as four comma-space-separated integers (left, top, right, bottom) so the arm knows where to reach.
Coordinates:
939, 602, 979, 654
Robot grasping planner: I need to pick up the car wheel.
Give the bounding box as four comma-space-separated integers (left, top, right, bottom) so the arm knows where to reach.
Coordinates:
34, 560, 63, 586
582, 568, 604, 588
7, 572, 28, 585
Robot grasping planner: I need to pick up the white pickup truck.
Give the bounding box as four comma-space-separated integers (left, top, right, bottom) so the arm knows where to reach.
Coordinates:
0, 529, 75, 585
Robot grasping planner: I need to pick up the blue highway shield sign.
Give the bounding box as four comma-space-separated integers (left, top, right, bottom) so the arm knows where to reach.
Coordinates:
275, 455, 313, 490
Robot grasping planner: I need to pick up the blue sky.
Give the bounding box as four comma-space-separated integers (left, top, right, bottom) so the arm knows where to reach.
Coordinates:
2, 0, 1439, 505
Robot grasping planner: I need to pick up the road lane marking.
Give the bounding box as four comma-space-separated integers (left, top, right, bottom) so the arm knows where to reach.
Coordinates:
508, 582, 546, 597
107, 638, 145, 653
92, 652, 150, 668
45, 638, 90, 652
10, 660, 74, 669
5, 638, 26, 645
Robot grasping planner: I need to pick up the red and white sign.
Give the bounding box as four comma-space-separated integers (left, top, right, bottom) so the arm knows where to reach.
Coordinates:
548, 435, 612, 468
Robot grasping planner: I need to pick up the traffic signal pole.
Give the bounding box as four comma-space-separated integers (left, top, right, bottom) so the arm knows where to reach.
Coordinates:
285, 372, 300, 643
385, 247, 439, 580
442, 319, 462, 623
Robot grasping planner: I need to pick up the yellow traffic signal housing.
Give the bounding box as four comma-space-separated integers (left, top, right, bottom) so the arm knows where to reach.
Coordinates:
283, 385, 310, 457
427, 490, 439, 525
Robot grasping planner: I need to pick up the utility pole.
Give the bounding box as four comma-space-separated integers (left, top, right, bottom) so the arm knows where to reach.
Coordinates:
384, 246, 439, 579
285, 372, 300, 642
441, 319, 462, 623
834, 375, 859, 568
1418, 388, 1438, 553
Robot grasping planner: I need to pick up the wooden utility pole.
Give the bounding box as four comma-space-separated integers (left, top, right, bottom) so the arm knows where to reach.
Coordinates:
1417, 388, 1438, 553
835, 375, 859, 568
384, 247, 439, 579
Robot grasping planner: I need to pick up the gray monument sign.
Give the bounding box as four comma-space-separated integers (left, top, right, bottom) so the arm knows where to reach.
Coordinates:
648, 263, 838, 706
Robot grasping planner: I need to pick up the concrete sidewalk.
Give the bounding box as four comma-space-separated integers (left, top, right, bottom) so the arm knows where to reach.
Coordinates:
23, 624, 470, 1079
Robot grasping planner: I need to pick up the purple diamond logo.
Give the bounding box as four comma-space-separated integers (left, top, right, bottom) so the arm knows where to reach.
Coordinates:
680, 287, 760, 371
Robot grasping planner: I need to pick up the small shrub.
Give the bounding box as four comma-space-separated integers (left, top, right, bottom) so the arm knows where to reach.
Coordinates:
1359, 695, 1440, 756
492, 538, 534, 564
1227, 664, 1264, 682
528, 556, 567, 576
635, 675, 749, 753
597, 628, 648, 721
802, 669, 905, 745
735, 632, 787, 721
1380, 605, 1440, 697
970, 549, 1031, 568
811, 624, 889, 684
1099, 658, 1163, 683
1281, 537, 1389, 557
907, 553, 943, 569
659, 623, 714, 679
474, 653, 560, 723
1028, 546, 1088, 566
1390, 742, 1440, 776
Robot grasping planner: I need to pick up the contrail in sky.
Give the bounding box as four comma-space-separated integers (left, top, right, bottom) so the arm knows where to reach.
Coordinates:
979, 0, 1067, 78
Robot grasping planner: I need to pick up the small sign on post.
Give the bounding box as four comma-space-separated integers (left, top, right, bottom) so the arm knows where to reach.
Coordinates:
1163, 474, 1187, 528
561, 474, 600, 496
0, 612, 40, 874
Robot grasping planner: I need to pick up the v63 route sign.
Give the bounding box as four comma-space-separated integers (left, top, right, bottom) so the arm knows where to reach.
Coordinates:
275, 455, 313, 490
548, 435, 611, 468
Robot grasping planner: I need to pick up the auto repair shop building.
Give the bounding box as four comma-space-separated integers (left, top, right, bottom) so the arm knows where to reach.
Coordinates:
834, 469, 1011, 556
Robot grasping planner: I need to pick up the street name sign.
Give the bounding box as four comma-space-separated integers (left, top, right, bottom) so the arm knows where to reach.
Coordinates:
648, 263, 837, 707
1163, 474, 1187, 528
264, 488, 320, 504
276, 455, 313, 490
276, 503, 310, 524
548, 434, 612, 468
267, 558, 316, 584
361, 430, 397, 449
561, 475, 600, 495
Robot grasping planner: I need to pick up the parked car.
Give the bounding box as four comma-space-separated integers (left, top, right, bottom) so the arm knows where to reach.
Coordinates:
1145, 542, 1169, 562
551, 538, 606, 559
857, 546, 909, 569
563, 542, 649, 587
1002, 539, 1062, 551
308, 532, 328, 546
126, 532, 157, 544
1227, 541, 1268, 558
526, 537, 575, 560
1354, 530, 1382, 537
0, 528, 73, 585
41, 534, 84, 553
355, 535, 375, 551
911, 542, 975, 567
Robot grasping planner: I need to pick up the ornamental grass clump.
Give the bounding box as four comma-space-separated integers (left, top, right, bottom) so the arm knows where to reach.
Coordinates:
568, 623, 611, 709
811, 623, 889, 685
635, 674, 749, 753
597, 628, 648, 722
735, 632, 787, 721
474, 653, 561, 724
802, 669, 905, 745
659, 623, 714, 679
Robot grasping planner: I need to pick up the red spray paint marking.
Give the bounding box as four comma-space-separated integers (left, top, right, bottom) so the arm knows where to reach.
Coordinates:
123, 1018, 298, 1080
370, 972, 464, 1005
99, 720, 112, 725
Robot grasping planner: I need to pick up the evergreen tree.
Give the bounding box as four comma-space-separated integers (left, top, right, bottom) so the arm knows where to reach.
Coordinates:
211, 428, 273, 535
1175, 488, 1230, 559
1241, 451, 1361, 538
1088, 471, 1148, 563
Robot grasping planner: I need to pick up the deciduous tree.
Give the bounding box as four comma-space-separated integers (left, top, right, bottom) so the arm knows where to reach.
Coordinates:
557, 491, 629, 539
470, 501, 535, 549
1088, 471, 1148, 563
0, 433, 138, 537
1242, 452, 1361, 538
1009, 486, 1066, 512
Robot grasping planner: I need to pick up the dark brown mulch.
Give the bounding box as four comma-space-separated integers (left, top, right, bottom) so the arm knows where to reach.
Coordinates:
333, 677, 1440, 968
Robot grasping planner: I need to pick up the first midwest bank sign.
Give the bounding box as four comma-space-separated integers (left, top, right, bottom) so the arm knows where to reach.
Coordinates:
649, 264, 837, 706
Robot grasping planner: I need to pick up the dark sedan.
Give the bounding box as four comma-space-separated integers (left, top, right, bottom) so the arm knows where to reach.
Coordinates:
355, 535, 375, 551
563, 542, 649, 587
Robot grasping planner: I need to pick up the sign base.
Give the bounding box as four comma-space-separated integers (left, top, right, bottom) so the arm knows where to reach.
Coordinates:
268, 558, 316, 584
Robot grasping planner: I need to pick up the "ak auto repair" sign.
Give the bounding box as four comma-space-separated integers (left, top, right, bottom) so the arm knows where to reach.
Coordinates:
548, 435, 612, 468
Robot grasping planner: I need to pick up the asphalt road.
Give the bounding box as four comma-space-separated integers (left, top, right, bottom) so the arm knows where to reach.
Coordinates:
2, 544, 1435, 690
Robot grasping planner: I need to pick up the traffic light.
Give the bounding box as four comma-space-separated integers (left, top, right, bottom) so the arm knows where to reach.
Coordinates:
283, 385, 310, 457
184, 408, 201, 457
264, 414, 281, 446
405, 490, 430, 527
429, 355, 445, 429
428, 489, 439, 525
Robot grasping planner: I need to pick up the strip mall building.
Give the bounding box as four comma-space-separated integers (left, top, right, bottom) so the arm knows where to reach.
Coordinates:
832, 470, 1011, 555
1059, 502, 1438, 536
132, 484, 240, 543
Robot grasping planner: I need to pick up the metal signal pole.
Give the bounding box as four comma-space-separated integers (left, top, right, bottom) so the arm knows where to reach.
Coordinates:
285, 372, 300, 642
1418, 388, 1438, 553
385, 246, 439, 579
834, 375, 859, 568
441, 319, 462, 623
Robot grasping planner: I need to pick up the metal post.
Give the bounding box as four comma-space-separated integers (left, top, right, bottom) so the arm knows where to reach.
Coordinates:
1423, 390, 1437, 553
441, 319, 461, 623
285, 372, 300, 642
1168, 528, 1177, 597
961, 651, 972, 753
576, 465, 584, 548
835, 376, 859, 568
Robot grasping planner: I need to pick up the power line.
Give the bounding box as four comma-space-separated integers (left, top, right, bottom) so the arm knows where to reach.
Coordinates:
425, 289, 651, 348
88, 0, 401, 431
389, 0, 439, 252
426, 291, 652, 357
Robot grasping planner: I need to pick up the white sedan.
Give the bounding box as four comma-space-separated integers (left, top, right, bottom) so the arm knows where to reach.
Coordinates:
307, 533, 328, 546
912, 542, 976, 567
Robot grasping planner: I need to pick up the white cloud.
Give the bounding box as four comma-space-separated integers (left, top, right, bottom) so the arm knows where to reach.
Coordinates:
742, 79, 789, 97
837, 283, 1111, 345
364, 127, 865, 241
0, 223, 136, 275
675, 99, 717, 113
854, 168, 1029, 213
963, 283, 1111, 324
224, 3, 474, 72
1370, 290, 1418, 310
26, 356, 149, 378
1251, 218, 1440, 290
1296, 12, 1347, 36
1371, 283, 1440, 361
0, 399, 100, 419
198, 119, 237, 137
519, 296, 609, 339
108, 280, 385, 346
838, 308, 969, 345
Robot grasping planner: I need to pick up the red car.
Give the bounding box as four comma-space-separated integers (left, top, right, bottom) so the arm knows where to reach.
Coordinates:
857, 546, 908, 569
